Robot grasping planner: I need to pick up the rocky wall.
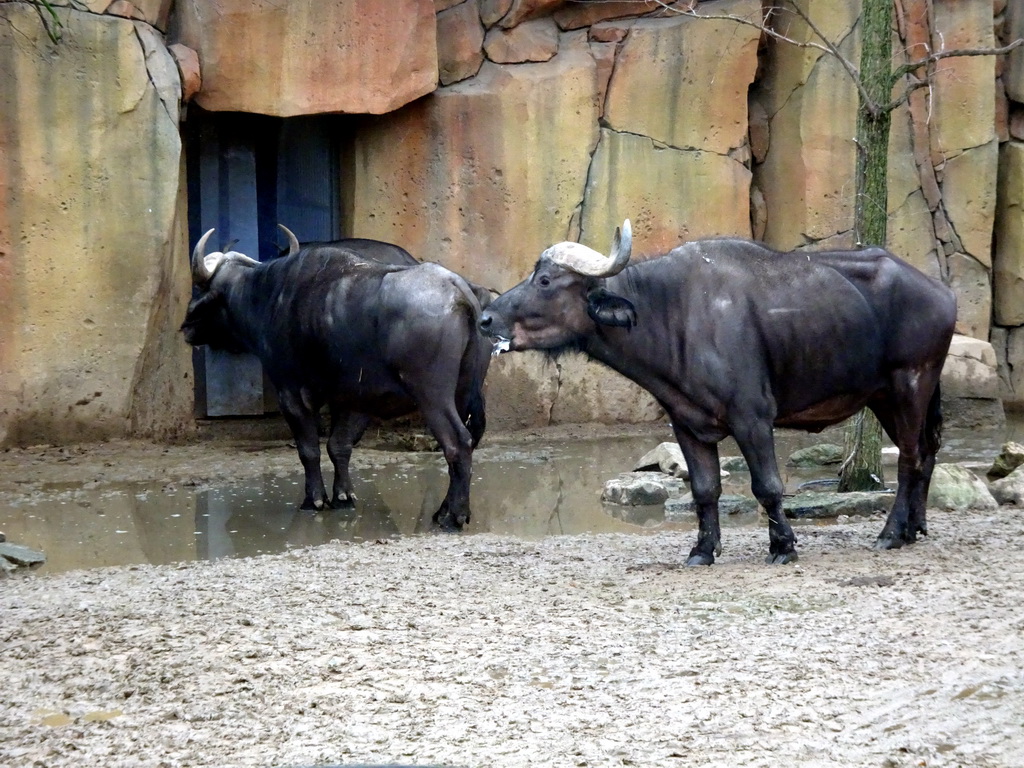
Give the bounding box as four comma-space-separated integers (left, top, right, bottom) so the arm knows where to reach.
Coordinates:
1, 0, 1021, 446
347, 0, 762, 428
0, 3, 193, 446
170, 0, 438, 116
995, 0, 1024, 407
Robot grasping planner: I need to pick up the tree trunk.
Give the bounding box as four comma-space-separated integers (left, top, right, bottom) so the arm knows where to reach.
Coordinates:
838, 0, 892, 493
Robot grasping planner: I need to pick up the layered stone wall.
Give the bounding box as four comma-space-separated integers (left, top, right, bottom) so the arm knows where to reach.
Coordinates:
994, 0, 1024, 407
347, 0, 763, 428
0, 0, 1021, 446
170, 0, 438, 116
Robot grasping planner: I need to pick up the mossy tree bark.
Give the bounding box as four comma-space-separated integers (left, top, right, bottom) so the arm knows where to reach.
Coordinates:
838, 0, 892, 493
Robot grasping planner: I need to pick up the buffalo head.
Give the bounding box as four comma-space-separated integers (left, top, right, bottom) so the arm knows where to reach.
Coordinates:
480, 220, 635, 353
180, 228, 261, 352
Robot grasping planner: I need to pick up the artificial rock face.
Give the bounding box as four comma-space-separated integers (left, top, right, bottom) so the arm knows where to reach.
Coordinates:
585, 3, 759, 255
0, 4, 193, 445
1, 0, 1020, 441
346, 33, 602, 293
347, 2, 761, 289
996, 141, 1024, 332
172, 0, 438, 116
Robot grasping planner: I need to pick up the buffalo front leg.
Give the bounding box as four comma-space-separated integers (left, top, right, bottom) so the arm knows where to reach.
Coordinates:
673, 427, 723, 566
326, 409, 372, 508
277, 389, 330, 511
733, 418, 797, 564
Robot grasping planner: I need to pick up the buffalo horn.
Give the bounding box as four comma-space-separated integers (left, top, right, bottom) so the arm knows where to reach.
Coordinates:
546, 219, 632, 277
191, 228, 217, 283
278, 223, 300, 257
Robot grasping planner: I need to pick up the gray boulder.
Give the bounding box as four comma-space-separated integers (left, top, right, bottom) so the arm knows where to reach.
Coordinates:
664, 493, 760, 520
720, 455, 749, 472
928, 464, 998, 511
633, 442, 729, 480
634, 442, 688, 477
987, 441, 1024, 480
602, 472, 686, 506
0, 542, 46, 576
786, 443, 844, 467
783, 491, 891, 519
989, 466, 1024, 506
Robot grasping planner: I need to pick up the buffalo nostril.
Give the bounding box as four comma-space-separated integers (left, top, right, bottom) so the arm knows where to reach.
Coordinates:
479, 314, 492, 330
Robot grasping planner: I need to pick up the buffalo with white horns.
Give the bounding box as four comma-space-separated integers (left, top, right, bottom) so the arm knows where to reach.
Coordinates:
182, 226, 490, 528
480, 220, 957, 564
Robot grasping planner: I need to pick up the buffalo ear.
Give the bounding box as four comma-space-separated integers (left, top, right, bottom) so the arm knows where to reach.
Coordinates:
587, 287, 637, 328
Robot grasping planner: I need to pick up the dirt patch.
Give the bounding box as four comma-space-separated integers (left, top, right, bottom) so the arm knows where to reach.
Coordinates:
1, 427, 1023, 767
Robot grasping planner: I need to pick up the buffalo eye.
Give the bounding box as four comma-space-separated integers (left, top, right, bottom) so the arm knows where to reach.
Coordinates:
538, 275, 551, 287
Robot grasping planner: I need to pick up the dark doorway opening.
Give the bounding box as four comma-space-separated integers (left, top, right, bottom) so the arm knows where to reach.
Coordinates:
183, 108, 346, 416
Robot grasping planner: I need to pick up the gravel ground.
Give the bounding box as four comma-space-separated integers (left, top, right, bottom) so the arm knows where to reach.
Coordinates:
3, 493, 1023, 768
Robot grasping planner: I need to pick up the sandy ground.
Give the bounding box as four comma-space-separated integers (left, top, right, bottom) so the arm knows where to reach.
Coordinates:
2, 431, 1024, 768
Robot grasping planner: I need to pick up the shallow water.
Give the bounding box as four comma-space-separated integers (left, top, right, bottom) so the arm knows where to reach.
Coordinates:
1, 418, 1017, 574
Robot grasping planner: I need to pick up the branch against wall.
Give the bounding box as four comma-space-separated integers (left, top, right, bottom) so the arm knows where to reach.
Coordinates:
26, 0, 64, 43
650, 0, 1022, 116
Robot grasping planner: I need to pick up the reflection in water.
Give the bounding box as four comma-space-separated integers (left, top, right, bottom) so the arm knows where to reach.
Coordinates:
0, 485, 197, 572
195, 475, 411, 560
1, 418, 1017, 574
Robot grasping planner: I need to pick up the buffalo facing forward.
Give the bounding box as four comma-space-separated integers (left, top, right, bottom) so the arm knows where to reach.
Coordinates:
182, 229, 490, 529
480, 221, 957, 564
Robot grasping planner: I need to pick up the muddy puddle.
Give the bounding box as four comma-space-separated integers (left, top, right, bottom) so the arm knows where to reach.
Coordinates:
1, 420, 1016, 574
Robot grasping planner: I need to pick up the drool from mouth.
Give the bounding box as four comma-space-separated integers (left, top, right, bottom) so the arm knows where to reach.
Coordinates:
491, 337, 511, 357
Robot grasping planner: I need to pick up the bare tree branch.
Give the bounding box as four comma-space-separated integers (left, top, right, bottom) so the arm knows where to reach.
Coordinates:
880, 74, 927, 115
781, 2, 877, 115
647, 0, 832, 55
891, 38, 1024, 82
651, 1, 881, 115
650, 0, 1023, 119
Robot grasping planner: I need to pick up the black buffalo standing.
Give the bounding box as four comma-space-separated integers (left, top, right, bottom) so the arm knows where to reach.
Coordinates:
182, 228, 490, 529
480, 220, 957, 565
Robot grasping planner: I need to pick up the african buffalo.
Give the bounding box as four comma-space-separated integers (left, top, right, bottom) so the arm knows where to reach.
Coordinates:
480, 220, 957, 564
182, 228, 490, 529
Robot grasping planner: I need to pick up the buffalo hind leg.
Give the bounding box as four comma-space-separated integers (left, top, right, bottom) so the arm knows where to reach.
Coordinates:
277, 389, 330, 511
673, 427, 723, 566
733, 418, 798, 564
457, 344, 489, 450
871, 376, 942, 550
460, 387, 487, 450
420, 404, 474, 530
326, 409, 372, 508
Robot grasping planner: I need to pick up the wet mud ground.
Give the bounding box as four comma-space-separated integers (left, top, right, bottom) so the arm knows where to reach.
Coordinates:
1, 421, 1023, 767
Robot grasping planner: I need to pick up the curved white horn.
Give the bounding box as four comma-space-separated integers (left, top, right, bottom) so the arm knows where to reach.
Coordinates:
610, 218, 632, 274
278, 223, 300, 257
546, 219, 632, 277
192, 228, 216, 283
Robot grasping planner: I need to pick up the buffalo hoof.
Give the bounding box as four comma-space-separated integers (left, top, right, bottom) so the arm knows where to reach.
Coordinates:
873, 534, 909, 551
300, 498, 328, 512
330, 494, 357, 510
766, 551, 798, 565
685, 552, 715, 566
432, 511, 468, 532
